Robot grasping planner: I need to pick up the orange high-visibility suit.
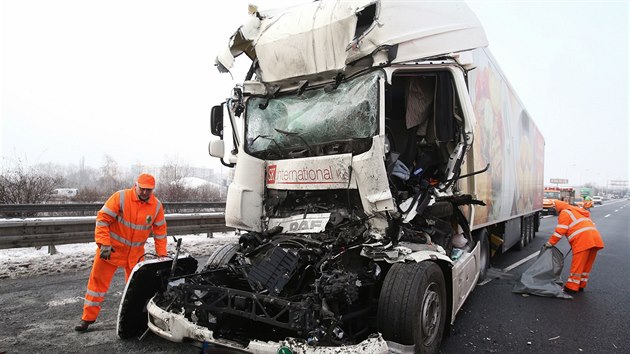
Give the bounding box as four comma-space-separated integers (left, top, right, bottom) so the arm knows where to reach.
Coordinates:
80, 188, 167, 322
547, 200, 604, 292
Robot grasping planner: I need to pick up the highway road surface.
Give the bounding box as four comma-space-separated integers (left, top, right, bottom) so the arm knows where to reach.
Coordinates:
441, 200, 630, 353
1, 200, 628, 353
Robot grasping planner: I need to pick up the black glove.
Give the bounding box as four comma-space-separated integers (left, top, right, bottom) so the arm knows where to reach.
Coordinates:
99, 245, 114, 260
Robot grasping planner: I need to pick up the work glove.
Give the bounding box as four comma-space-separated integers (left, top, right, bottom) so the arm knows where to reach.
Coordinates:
391, 160, 410, 181
99, 245, 114, 260
542, 242, 553, 250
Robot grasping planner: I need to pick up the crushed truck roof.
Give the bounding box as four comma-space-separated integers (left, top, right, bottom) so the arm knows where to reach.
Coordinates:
216, 0, 488, 83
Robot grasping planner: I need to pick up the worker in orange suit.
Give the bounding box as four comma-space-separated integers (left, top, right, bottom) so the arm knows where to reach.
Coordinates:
583, 196, 593, 210
543, 200, 604, 294
75, 173, 168, 332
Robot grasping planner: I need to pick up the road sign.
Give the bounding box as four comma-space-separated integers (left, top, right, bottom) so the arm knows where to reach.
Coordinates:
550, 178, 568, 184
609, 180, 628, 186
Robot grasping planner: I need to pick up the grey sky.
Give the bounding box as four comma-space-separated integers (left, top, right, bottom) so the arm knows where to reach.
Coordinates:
1, 0, 628, 188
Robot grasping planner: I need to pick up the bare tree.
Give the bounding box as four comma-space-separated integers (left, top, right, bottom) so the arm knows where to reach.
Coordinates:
191, 184, 222, 201
0, 155, 223, 205
99, 154, 125, 195
74, 187, 104, 203
62, 157, 99, 190
158, 158, 192, 202
0, 158, 64, 204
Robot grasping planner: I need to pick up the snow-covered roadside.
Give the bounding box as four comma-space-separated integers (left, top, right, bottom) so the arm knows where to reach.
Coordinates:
0, 232, 238, 279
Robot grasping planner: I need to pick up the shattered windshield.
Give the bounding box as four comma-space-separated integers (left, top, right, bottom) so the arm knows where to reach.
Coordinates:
245, 71, 382, 157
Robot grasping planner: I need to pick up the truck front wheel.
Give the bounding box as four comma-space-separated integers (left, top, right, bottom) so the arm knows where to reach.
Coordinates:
476, 228, 490, 283
378, 262, 447, 353
202, 243, 240, 270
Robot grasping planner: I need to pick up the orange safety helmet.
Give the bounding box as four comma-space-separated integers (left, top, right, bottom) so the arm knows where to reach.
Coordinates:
136, 173, 156, 189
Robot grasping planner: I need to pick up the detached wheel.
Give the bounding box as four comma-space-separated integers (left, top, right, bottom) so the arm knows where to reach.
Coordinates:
378, 262, 447, 353
476, 228, 490, 283
203, 243, 239, 270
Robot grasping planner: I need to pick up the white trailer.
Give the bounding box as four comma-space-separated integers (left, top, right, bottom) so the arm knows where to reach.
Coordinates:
118, 1, 544, 353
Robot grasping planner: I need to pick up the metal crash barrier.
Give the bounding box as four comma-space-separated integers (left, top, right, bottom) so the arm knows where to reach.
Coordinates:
0, 202, 226, 218
0, 213, 232, 250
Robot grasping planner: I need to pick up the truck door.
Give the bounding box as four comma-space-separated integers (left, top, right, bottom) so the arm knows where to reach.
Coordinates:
384, 69, 470, 193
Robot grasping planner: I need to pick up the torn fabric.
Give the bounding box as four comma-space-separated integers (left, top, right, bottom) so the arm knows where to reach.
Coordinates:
512, 246, 573, 299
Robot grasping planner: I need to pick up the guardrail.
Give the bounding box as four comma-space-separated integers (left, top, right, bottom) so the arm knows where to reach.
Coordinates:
0, 213, 233, 250
0, 202, 226, 217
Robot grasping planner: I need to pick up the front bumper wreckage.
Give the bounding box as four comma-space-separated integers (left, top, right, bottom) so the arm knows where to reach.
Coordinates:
146, 298, 391, 353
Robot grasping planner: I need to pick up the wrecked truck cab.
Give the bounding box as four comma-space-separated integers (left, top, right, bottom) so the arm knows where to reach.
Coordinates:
151, 1, 484, 352
154, 73, 477, 348
120, 0, 544, 353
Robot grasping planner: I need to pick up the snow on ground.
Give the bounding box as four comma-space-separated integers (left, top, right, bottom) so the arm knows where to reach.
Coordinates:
0, 232, 238, 280
178, 176, 220, 189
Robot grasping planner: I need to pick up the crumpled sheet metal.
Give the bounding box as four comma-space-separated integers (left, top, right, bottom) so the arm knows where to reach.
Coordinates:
512, 246, 573, 299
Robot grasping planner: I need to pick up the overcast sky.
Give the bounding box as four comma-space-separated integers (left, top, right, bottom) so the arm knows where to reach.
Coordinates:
1, 0, 628, 188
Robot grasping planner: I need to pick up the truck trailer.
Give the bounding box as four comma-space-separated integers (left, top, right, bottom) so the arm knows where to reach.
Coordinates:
117, 1, 544, 353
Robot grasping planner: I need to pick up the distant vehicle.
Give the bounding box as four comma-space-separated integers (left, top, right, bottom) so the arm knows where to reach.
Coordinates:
580, 187, 592, 199
592, 196, 603, 205
50, 188, 78, 200
543, 187, 575, 215
573, 196, 584, 208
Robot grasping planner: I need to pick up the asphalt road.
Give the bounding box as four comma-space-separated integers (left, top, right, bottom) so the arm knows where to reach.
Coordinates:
0, 261, 208, 354
440, 200, 630, 353
1, 200, 628, 353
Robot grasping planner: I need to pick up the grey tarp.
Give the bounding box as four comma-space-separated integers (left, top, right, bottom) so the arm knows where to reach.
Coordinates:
512, 246, 573, 299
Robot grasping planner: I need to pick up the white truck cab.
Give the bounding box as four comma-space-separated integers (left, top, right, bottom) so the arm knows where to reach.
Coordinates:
117, 1, 544, 353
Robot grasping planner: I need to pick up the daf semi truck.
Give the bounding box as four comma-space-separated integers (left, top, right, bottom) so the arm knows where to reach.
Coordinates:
117, 1, 544, 353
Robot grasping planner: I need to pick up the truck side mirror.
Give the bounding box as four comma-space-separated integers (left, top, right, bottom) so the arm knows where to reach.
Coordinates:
210, 105, 224, 137
209, 139, 236, 168
208, 140, 225, 158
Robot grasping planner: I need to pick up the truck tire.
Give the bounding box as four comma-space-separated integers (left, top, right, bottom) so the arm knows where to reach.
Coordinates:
475, 229, 490, 283
378, 262, 446, 353
203, 243, 239, 270
516, 217, 527, 250
526, 216, 535, 244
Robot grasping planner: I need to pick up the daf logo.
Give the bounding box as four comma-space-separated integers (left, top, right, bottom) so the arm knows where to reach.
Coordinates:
289, 220, 323, 231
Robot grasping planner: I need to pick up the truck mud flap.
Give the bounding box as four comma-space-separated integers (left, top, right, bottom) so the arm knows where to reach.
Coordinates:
117, 256, 198, 339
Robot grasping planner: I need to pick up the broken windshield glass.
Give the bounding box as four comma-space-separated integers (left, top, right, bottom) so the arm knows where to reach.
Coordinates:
245, 71, 382, 157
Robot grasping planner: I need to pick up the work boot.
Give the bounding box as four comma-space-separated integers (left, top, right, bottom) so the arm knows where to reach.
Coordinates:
74, 320, 95, 332
563, 286, 578, 295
